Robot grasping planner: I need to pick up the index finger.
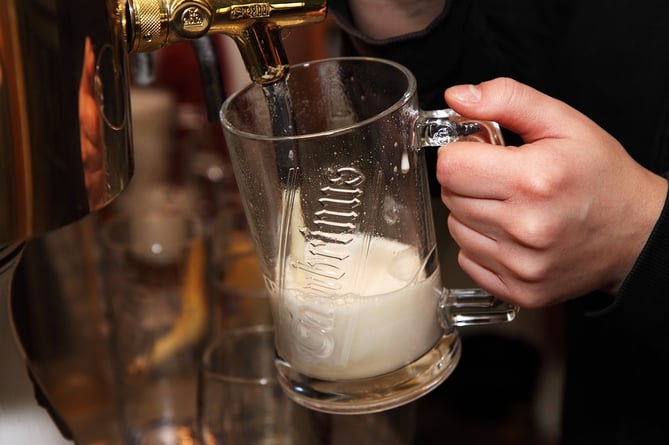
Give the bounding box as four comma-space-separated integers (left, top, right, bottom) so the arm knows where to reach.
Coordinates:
436, 140, 522, 200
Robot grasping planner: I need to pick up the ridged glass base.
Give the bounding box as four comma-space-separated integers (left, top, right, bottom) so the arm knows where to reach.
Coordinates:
275, 333, 461, 415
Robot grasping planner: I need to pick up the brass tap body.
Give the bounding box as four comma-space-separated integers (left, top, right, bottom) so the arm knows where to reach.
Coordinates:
123, 0, 327, 83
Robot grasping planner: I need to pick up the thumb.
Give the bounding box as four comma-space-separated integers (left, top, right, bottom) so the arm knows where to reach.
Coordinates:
445, 77, 594, 143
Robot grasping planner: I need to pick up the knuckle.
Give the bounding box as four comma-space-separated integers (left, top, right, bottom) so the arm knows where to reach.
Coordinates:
488, 77, 523, 107
502, 278, 550, 310
486, 278, 541, 310
522, 166, 562, 199
499, 242, 553, 285
436, 145, 465, 187
514, 259, 551, 286
512, 212, 560, 250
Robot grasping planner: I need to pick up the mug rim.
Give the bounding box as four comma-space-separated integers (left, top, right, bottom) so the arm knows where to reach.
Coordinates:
219, 56, 417, 142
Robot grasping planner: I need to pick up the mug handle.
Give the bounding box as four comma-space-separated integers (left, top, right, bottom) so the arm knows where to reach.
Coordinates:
413, 109, 504, 147
440, 288, 519, 327
414, 109, 518, 327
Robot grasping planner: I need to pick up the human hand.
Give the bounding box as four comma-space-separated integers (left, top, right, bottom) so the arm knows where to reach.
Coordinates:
437, 78, 668, 308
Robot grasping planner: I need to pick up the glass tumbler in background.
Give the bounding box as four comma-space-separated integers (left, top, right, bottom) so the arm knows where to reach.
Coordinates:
100, 206, 208, 445
198, 325, 416, 445
211, 249, 273, 333
206, 192, 273, 333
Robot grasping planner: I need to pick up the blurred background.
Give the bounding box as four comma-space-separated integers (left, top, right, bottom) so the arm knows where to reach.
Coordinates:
11, 17, 566, 445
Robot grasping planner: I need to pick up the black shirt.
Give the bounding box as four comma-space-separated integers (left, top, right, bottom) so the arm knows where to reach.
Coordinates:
330, 1, 669, 443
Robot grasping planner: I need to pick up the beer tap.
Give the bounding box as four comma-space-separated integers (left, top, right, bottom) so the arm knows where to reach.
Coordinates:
0, 0, 326, 442
124, 0, 327, 84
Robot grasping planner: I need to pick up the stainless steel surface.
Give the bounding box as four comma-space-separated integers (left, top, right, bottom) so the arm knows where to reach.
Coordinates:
1, 0, 328, 441
125, 0, 327, 83
0, 0, 134, 245
0, 0, 327, 247
1, 243, 75, 443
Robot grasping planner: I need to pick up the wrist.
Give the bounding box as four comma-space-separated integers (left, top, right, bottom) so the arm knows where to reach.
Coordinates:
611, 174, 669, 296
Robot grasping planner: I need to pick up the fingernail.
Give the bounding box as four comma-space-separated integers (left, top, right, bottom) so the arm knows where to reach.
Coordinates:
448, 84, 481, 103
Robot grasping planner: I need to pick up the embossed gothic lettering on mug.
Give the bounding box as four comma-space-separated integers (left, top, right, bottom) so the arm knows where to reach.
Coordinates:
220, 57, 517, 414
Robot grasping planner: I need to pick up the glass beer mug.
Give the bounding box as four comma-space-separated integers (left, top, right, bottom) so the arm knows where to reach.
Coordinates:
220, 57, 517, 414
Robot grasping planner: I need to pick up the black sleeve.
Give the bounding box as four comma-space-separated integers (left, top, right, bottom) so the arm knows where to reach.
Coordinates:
328, 0, 566, 195
591, 175, 669, 359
